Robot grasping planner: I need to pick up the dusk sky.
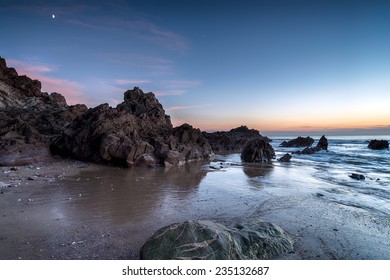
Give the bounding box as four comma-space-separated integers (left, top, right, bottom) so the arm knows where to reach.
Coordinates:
1, 0, 389, 135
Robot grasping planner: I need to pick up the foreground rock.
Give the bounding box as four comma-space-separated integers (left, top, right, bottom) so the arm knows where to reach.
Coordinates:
368, 139, 389, 150
241, 138, 275, 163
51, 88, 213, 167
0, 57, 87, 166
278, 153, 292, 162
140, 219, 293, 260
294, 135, 328, 155
280, 136, 314, 147
203, 125, 270, 153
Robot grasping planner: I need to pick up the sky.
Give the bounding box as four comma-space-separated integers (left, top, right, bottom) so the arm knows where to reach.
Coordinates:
1, 0, 389, 136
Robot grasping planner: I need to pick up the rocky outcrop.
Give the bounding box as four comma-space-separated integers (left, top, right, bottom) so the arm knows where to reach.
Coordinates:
280, 136, 314, 147
140, 219, 293, 260
1, 56, 212, 167
294, 135, 328, 155
278, 153, 292, 162
51, 89, 213, 167
368, 139, 389, 150
241, 138, 275, 163
0, 56, 87, 166
203, 125, 270, 153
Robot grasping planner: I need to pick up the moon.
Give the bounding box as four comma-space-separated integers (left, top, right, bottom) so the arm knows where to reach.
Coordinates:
52, 14, 55, 19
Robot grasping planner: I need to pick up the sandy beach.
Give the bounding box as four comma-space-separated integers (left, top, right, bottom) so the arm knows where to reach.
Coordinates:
1, 156, 389, 260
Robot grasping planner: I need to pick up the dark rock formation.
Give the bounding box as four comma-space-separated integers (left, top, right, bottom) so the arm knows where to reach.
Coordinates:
280, 136, 314, 147
51, 89, 213, 167
203, 125, 270, 153
368, 139, 389, 150
278, 153, 292, 162
293, 135, 328, 155
0, 56, 87, 166
349, 173, 365, 180
140, 219, 293, 260
241, 138, 275, 163
0, 57, 212, 167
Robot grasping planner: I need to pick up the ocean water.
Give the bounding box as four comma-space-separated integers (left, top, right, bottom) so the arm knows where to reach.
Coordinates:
270, 136, 390, 217
5, 135, 389, 259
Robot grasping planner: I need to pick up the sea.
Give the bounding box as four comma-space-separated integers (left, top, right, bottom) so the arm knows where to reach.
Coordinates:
5, 135, 390, 259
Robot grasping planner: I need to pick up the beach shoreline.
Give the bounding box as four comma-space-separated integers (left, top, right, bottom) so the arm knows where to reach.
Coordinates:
1, 156, 389, 260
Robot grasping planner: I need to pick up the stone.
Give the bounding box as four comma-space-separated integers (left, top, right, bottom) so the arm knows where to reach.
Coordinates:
278, 153, 292, 162
349, 173, 365, 180
368, 139, 389, 150
241, 139, 275, 163
140, 219, 293, 260
203, 125, 271, 153
316, 135, 328, 151
280, 136, 314, 147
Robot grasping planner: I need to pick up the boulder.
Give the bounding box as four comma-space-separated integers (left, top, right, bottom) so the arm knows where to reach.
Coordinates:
140, 219, 293, 260
203, 125, 270, 153
349, 173, 365, 180
278, 153, 292, 162
241, 138, 275, 163
368, 139, 389, 150
293, 135, 328, 155
316, 135, 328, 151
280, 136, 314, 147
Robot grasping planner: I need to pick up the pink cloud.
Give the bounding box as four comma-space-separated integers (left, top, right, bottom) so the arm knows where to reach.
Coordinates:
7, 59, 88, 105
166, 104, 212, 111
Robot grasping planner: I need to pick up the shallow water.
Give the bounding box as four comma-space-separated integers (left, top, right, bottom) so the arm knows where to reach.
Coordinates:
4, 135, 389, 259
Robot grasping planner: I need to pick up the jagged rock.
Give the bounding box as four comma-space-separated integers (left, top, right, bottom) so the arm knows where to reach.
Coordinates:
0, 57, 88, 166
293, 135, 328, 155
52, 90, 213, 167
316, 135, 328, 151
278, 153, 292, 162
203, 125, 270, 153
1, 57, 212, 167
368, 139, 389, 150
241, 138, 275, 163
280, 136, 314, 147
140, 219, 293, 260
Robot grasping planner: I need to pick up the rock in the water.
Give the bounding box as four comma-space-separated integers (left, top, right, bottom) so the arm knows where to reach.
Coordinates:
280, 136, 314, 147
241, 139, 275, 163
316, 135, 328, 151
278, 153, 292, 162
140, 219, 293, 260
203, 125, 271, 153
349, 173, 365, 180
294, 135, 328, 155
368, 139, 389, 150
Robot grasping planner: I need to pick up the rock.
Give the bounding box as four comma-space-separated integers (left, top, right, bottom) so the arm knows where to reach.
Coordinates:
140, 219, 293, 260
280, 136, 314, 147
241, 139, 275, 163
316, 135, 328, 151
203, 125, 270, 153
349, 173, 365, 180
293, 135, 328, 155
0, 56, 88, 166
1, 57, 212, 167
52, 89, 213, 167
368, 139, 389, 150
278, 153, 292, 162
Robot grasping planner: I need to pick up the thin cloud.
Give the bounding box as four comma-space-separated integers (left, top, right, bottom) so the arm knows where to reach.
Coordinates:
166, 80, 202, 88
115, 79, 150, 85
166, 104, 212, 111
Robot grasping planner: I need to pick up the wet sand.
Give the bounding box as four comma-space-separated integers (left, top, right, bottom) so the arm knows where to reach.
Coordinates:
0, 157, 389, 260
